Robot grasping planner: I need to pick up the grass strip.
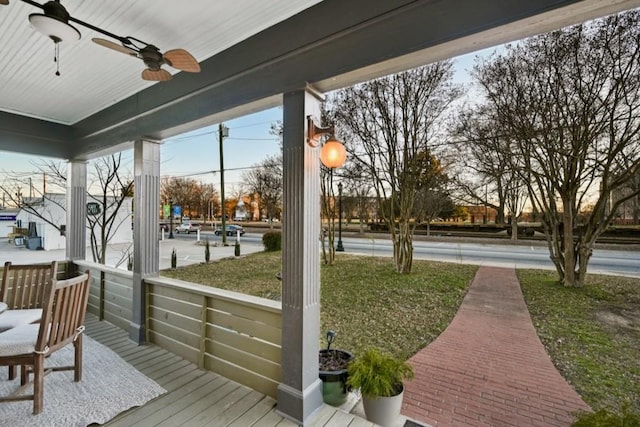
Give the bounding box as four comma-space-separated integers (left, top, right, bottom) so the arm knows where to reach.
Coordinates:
518, 270, 640, 413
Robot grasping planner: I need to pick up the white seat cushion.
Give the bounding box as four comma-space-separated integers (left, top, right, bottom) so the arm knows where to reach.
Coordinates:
0, 323, 39, 356
0, 309, 42, 333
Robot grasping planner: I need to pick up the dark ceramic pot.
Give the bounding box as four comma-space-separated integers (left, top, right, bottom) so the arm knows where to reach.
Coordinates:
319, 349, 354, 406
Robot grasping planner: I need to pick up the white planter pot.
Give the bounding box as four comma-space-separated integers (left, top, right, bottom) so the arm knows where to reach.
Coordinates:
362, 385, 404, 427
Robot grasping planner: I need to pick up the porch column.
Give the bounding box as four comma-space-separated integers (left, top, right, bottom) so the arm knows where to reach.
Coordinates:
130, 139, 161, 344
276, 86, 323, 423
65, 160, 87, 260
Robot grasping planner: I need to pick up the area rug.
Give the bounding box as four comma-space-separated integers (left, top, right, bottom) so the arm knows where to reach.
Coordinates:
0, 335, 166, 426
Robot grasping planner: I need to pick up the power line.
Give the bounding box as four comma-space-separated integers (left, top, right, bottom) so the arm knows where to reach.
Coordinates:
162, 120, 280, 144
162, 165, 263, 179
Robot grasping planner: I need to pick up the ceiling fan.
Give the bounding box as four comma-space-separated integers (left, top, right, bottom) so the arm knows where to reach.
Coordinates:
92, 37, 200, 81
1, 0, 201, 81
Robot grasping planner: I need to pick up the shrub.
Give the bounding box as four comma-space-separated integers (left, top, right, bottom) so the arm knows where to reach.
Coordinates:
262, 231, 282, 251
346, 348, 414, 397
204, 238, 210, 262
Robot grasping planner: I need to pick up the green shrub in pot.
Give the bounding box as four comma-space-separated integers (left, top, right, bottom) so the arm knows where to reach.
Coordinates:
347, 348, 414, 426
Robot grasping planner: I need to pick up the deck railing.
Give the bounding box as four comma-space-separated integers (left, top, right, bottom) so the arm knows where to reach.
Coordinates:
73, 260, 282, 397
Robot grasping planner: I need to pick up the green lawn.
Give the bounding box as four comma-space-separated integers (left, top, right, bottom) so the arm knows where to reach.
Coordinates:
161, 252, 640, 414
519, 270, 640, 413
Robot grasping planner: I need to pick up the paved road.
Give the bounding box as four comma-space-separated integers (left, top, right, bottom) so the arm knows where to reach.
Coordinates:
0, 235, 264, 270
341, 236, 640, 278
3, 231, 638, 278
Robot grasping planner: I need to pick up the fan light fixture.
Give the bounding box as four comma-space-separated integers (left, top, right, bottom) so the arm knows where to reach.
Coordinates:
2, 0, 200, 80
28, 0, 80, 43
307, 116, 347, 169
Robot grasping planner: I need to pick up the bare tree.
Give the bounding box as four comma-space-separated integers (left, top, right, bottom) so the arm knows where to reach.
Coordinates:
472, 10, 640, 286
411, 152, 450, 236
503, 172, 528, 241
86, 156, 133, 264
452, 108, 513, 224
0, 154, 133, 264
331, 62, 461, 273
320, 167, 338, 265
160, 177, 219, 219
243, 155, 283, 227
340, 162, 374, 233
195, 183, 220, 223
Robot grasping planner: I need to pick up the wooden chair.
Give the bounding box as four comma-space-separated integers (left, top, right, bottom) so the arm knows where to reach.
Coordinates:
0, 261, 58, 380
0, 271, 91, 414
0, 261, 58, 331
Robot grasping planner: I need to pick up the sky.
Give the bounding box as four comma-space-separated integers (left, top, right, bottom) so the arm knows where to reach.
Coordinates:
0, 47, 494, 202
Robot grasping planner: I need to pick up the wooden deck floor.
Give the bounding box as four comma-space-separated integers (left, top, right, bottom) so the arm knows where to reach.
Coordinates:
85, 314, 375, 427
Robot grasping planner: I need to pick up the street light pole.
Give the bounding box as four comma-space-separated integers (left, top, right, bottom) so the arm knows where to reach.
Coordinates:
219, 123, 229, 245
336, 182, 344, 252
168, 199, 174, 239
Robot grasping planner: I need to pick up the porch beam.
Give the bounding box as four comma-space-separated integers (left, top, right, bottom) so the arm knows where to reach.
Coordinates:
276, 87, 324, 423
71, 0, 608, 159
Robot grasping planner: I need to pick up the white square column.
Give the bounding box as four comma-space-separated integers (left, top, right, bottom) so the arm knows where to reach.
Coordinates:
276, 87, 324, 423
65, 160, 87, 260
130, 139, 161, 343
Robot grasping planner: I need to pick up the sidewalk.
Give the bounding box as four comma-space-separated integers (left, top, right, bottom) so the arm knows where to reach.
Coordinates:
0, 235, 263, 270
402, 266, 590, 426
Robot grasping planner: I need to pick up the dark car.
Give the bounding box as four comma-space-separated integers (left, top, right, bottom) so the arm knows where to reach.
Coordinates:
214, 224, 245, 236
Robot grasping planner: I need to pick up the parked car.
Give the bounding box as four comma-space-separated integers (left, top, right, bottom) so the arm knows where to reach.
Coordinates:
174, 222, 201, 234
214, 224, 245, 236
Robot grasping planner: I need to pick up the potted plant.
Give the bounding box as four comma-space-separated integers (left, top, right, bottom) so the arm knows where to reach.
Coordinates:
318, 331, 353, 406
347, 348, 414, 426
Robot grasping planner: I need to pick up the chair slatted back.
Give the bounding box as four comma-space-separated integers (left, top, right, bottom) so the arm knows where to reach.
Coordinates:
1, 261, 58, 309
36, 271, 91, 354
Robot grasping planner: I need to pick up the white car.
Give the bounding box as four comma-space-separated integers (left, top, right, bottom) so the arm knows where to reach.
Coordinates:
174, 222, 200, 234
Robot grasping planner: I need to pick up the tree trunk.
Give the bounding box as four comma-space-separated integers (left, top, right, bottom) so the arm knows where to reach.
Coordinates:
320, 228, 328, 265
496, 197, 506, 225
561, 207, 578, 287
393, 221, 413, 274
544, 218, 565, 284
575, 243, 592, 288
510, 219, 518, 241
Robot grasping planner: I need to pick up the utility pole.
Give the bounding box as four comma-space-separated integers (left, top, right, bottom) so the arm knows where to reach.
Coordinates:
219, 124, 229, 245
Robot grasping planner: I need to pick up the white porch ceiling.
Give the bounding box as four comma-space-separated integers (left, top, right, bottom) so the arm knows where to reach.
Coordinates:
2, 0, 640, 160
0, 0, 322, 124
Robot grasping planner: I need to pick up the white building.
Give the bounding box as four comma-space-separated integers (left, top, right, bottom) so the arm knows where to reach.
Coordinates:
16, 193, 133, 251
0, 208, 19, 238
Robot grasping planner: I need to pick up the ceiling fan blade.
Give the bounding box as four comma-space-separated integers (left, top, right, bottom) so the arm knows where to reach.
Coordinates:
163, 49, 201, 73
0, 0, 9, 5
142, 68, 172, 81
92, 38, 138, 57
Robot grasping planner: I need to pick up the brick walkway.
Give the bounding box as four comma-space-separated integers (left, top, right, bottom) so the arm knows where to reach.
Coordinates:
402, 266, 590, 426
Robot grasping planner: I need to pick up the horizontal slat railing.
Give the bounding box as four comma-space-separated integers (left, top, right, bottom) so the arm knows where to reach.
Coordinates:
68, 263, 283, 398
144, 276, 282, 398
75, 260, 133, 331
